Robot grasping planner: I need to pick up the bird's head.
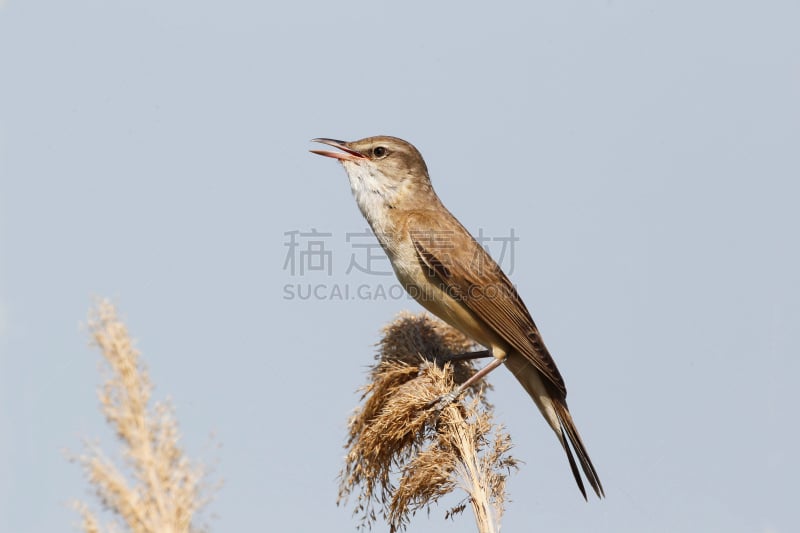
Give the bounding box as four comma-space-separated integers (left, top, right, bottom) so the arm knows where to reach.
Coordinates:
311, 136, 435, 215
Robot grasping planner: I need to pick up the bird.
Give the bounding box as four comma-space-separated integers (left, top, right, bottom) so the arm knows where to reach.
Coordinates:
311, 136, 604, 499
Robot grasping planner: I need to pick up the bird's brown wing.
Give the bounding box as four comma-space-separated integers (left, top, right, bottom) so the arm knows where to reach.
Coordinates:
407, 213, 567, 397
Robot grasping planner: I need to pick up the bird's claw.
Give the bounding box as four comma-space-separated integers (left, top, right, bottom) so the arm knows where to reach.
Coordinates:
426, 390, 461, 414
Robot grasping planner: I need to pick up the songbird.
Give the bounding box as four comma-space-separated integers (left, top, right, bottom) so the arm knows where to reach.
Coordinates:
311, 136, 604, 499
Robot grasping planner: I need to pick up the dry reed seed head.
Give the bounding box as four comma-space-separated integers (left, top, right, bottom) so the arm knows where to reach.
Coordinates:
75, 300, 211, 533
378, 311, 475, 363
375, 312, 486, 390
340, 312, 518, 532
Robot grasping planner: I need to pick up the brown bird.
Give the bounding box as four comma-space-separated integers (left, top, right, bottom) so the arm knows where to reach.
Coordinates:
311, 136, 604, 499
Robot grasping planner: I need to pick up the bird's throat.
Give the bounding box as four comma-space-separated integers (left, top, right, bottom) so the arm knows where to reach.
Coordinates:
342, 162, 399, 235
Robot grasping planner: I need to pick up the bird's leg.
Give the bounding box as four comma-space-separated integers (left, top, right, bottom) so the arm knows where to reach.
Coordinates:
432, 348, 492, 367
427, 355, 506, 412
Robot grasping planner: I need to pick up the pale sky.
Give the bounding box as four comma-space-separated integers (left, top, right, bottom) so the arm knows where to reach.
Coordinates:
1, 1, 799, 532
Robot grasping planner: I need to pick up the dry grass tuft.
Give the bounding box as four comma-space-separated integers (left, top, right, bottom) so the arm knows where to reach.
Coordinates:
339, 312, 519, 533
72, 299, 212, 533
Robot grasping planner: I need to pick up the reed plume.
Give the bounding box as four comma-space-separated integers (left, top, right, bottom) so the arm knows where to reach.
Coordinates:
72, 300, 213, 533
338, 312, 518, 533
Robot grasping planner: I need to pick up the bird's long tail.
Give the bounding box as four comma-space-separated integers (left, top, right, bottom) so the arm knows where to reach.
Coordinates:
552, 398, 605, 499
504, 353, 604, 499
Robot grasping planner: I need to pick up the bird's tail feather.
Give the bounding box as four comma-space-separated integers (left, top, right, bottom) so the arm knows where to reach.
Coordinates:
504, 353, 604, 499
552, 399, 605, 499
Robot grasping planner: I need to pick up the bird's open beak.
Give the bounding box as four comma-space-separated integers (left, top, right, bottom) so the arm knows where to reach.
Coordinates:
310, 138, 367, 161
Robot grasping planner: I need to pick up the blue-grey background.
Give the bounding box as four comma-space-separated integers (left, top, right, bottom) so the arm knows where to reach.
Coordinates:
1, 1, 798, 532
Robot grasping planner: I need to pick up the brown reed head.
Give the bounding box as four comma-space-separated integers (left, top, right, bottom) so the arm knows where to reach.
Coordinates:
338, 312, 518, 533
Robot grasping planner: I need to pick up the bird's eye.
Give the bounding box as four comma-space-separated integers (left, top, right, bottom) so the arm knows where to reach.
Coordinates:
372, 146, 387, 158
